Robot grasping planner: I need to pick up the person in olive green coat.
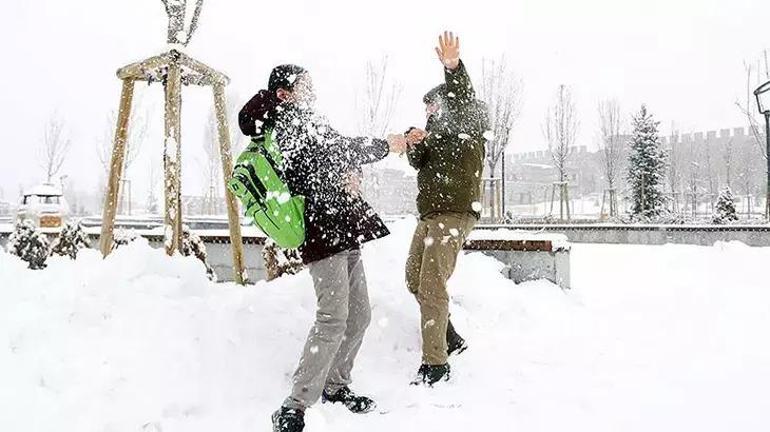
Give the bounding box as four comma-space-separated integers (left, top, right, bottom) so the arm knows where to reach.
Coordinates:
404, 31, 489, 386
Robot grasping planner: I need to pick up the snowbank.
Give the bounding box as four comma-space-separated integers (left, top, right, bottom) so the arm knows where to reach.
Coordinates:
1, 220, 770, 431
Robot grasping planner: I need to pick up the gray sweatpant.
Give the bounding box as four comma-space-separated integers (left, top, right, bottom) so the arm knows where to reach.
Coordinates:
283, 249, 372, 410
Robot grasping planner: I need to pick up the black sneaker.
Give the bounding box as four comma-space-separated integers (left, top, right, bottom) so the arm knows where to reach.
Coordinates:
410, 363, 451, 386
321, 386, 376, 413
447, 319, 468, 357
272, 407, 305, 432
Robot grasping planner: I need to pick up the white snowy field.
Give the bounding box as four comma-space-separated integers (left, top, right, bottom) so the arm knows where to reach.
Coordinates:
1, 219, 770, 432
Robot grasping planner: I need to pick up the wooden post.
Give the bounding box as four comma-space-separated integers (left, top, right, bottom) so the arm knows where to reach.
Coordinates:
213, 83, 247, 284
600, 189, 608, 220
549, 183, 556, 216
163, 62, 183, 255
99, 79, 135, 257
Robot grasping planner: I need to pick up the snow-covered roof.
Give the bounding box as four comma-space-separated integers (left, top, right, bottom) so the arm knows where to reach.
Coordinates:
23, 184, 63, 197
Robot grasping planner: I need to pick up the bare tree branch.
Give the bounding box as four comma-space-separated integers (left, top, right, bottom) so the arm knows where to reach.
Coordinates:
356, 56, 402, 137
97, 94, 149, 178
185, 0, 205, 45
40, 116, 71, 183
200, 91, 242, 214
544, 84, 579, 182
480, 57, 522, 177
736, 61, 769, 160
597, 99, 623, 191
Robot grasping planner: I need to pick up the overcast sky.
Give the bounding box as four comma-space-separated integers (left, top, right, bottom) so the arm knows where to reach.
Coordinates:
1, 0, 768, 202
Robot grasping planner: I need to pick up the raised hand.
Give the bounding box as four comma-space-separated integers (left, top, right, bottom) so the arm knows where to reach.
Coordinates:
435, 31, 460, 71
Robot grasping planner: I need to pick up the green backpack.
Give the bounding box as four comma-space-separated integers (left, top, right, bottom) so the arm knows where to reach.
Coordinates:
227, 130, 306, 249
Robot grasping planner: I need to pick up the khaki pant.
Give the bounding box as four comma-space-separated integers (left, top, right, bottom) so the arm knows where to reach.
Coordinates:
405, 212, 476, 365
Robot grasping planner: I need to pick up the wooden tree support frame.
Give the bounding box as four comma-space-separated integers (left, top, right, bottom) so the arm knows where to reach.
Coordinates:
549, 181, 572, 222
600, 188, 618, 219
99, 49, 247, 284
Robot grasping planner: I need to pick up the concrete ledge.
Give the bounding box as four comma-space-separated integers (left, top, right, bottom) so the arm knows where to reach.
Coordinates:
470, 246, 571, 290
0, 229, 571, 287
465, 229, 572, 289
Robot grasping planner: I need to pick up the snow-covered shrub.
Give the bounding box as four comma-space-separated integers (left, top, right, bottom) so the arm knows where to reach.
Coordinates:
713, 188, 739, 224
180, 225, 216, 281
262, 239, 304, 281
50, 220, 91, 259
7, 220, 49, 269
112, 230, 138, 251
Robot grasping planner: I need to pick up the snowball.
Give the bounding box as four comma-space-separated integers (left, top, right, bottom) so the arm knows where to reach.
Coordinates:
423, 237, 435, 247
483, 130, 495, 140
472, 201, 483, 212
458, 133, 471, 140
309, 345, 319, 354
447, 92, 456, 98
449, 228, 460, 237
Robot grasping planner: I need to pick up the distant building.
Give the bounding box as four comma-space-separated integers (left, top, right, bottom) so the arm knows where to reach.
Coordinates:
362, 164, 418, 216
505, 127, 766, 213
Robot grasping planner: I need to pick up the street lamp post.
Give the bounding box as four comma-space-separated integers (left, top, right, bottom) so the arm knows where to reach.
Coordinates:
754, 80, 770, 220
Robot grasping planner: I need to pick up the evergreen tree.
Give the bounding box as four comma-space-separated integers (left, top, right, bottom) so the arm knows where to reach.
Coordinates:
627, 105, 668, 219
713, 187, 739, 224
7, 220, 49, 269
50, 220, 90, 259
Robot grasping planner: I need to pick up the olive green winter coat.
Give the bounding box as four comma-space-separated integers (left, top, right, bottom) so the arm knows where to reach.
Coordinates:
408, 61, 489, 219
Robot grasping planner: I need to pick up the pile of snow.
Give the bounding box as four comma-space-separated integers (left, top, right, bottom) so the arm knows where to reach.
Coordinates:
1, 219, 770, 431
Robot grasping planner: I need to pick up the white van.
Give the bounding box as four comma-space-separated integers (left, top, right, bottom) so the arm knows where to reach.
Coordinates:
16, 184, 70, 229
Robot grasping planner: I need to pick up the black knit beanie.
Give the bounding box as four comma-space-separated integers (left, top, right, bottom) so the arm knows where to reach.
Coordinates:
268, 64, 308, 93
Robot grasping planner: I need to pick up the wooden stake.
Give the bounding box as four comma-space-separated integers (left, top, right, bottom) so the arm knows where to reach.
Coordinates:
99, 79, 135, 257
213, 83, 247, 284
164, 62, 183, 255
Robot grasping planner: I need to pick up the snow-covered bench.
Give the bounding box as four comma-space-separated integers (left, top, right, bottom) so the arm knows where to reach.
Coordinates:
465, 229, 571, 290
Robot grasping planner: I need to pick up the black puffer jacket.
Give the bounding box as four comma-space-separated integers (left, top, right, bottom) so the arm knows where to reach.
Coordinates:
239, 93, 390, 264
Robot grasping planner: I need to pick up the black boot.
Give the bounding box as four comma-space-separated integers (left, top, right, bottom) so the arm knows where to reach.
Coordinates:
447, 319, 468, 357
272, 407, 305, 432
322, 386, 376, 413
410, 363, 451, 386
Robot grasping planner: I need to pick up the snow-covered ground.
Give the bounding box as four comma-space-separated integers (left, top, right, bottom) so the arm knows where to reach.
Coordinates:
1, 219, 769, 432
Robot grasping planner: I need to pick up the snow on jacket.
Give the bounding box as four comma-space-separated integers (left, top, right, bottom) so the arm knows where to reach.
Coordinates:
408, 61, 489, 219
240, 93, 390, 264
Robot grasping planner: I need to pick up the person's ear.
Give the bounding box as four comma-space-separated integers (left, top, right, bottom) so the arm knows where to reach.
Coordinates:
276, 88, 291, 102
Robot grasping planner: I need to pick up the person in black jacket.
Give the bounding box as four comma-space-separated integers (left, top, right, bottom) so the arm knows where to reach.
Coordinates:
239, 65, 407, 432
